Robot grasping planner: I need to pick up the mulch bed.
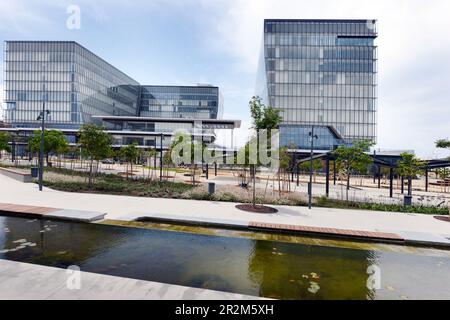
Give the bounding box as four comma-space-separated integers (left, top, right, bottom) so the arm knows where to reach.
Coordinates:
235, 204, 278, 214
434, 216, 450, 223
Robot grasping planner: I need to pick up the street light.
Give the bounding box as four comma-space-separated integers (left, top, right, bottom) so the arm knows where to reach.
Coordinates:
37, 105, 50, 192
308, 125, 318, 209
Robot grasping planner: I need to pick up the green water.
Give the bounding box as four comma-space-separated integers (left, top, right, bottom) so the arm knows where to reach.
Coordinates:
1, 215, 449, 300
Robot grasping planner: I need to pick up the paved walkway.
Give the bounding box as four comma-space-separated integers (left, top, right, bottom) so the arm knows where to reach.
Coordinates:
0, 174, 449, 246
0, 260, 258, 300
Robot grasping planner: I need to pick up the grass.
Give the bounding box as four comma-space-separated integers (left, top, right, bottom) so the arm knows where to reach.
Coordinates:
315, 196, 449, 215
42, 167, 194, 198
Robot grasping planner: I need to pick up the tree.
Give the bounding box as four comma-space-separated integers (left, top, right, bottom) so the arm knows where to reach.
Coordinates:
169, 131, 203, 185
29, 130, 68, 165
299, 159, 323, 182
120, 143, 140, 179
248, 96, 283, 207
250, 96, 283, 131
334, 140, 374, 201
55, 134, 69, 168
78, 124, 113, 187
436, 168, 450, 193
0, 132, 11, 159
277, 146, 292, 195
436, 139, 450, 152
396, 153, 425, 197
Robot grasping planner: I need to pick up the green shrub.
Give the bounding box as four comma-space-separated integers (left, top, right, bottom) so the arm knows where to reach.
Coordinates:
315, 196, 449, 215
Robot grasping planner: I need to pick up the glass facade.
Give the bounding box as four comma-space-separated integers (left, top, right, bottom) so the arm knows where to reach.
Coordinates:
3, 41, 224, 130
257, 19, 378, 150
3, 41, 140, 129
139, 85, 223, 119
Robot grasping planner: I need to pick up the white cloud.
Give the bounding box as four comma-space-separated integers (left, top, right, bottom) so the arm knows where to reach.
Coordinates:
0, 1, 55, 34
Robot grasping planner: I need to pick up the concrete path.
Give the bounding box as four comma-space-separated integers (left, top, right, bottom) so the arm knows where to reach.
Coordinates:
0, 259, 258, 300
0, 174, 449, 247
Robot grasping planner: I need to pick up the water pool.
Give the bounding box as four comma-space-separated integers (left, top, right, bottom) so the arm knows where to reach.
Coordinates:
1, 215, 449, 300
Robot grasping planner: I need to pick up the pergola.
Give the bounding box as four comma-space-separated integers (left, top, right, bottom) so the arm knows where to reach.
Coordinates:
293, 152, 450, 198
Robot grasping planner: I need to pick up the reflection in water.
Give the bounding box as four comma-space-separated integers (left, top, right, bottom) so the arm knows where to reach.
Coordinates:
1, 216, 449, 300
248, 241, 381, 299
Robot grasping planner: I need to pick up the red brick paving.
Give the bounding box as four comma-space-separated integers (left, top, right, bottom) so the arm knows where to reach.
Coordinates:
0, 202, 59, 216
249, 221, 404, 242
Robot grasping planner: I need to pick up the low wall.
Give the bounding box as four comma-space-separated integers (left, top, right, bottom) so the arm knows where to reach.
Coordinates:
0, 167, 33, 183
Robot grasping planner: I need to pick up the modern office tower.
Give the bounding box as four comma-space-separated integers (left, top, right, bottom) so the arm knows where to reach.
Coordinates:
257, 19, 378, 151
2, 41, 239, 153
3, 41, 140, 129
139, 85, 223, 119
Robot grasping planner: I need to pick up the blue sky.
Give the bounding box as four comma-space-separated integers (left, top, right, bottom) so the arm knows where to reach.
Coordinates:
1, 0, 450, 158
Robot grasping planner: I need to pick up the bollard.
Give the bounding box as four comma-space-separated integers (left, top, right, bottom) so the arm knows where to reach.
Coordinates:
403, 195, 412, 206
208, 182, 216, 194
31, 167, 39, 178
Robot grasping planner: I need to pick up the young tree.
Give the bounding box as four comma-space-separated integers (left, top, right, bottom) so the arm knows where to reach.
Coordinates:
0, 132, 11, 159
250, 96, 283, 131
169, 131, 203, 185
55, 134, 69, 168
78, 124, 113, 187
436, 139, 450, 153
147, 148, 158, 179
436, 168, 450, 193
120, 143, 140, 179
299, 159, 323, 182
334, 140, 374, 201
396, 153, 425, 197
277, 146, 292, 195
248, 96, 283, 207
29, 130, 68, 165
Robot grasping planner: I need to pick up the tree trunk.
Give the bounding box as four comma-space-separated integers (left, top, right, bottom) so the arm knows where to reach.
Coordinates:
192, 164, 196, 186
89, 158, 94, 188
408, 177, 412, 196
130, 161, 133, 180
346, 171, 351, 202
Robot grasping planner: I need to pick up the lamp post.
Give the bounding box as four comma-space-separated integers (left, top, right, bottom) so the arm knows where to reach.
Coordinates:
37, 102, 50, 192
308, 125, 318, 209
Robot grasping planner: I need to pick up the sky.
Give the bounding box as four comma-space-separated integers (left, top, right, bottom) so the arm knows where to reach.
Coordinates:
0, 0, 449, 158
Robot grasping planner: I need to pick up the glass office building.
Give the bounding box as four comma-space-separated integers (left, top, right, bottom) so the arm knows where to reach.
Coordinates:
139, 85, 223, 119
3, 41, 140, 129
2, 41, 237, 153
257, 19, 378, 151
